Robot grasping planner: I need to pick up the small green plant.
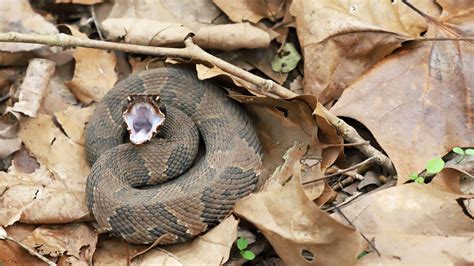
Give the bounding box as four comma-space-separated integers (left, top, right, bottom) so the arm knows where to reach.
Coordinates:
452, 147, 474, 163
236, 237, 256, 261
409, 157, 445, 184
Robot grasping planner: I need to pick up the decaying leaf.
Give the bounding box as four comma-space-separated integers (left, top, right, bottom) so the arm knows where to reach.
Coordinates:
64, 27, 117, 105
290, 0, 441, 103
9, 59, 55, 117
21, 223, 97, 264
234, 162, 365, 265
331, 1, 474, 183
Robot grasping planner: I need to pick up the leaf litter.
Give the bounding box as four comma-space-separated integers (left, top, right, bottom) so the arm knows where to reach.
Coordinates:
0, 0, 473, 265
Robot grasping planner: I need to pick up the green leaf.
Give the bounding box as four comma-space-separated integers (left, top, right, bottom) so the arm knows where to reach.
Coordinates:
465, 149, 474, 155
409, 173, 420, 181
357, 251, 369, 260
241, 250, 256, 260
236, 237, 248, 250
426, 158, 445, 174
452, 147, 464, 155
415, 177, 425, 184
271, 43, 302, 73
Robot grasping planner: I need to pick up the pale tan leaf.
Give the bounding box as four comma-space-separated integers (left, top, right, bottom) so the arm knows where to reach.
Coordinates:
55, 105, 95, 146
8, 59, 55, 117
101, 18, 193, 47
0, 138, 21, 159
194, 23, 271, 50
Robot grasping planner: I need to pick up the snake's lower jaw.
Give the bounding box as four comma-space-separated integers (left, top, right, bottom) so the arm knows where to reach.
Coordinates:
123, 100, 166, 145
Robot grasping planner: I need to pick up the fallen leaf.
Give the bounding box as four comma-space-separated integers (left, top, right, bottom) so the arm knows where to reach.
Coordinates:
290, 0, 441, 103
331, 183, 474, 236
0, 138, 21, 159
234, 162, 365, 265
331, 2, 474, 183
21, 223, 97, 264
9, 59, 55, 117
101, 18, 192, 47
56, 0, 102, 4
213, 0, 286, 23
55, 105, 95, 146
134, 216, 238, 265
39, 71, 79, 115
93, 237, 144, 266
194, 23, 271, 50
64, 27, 117, 105
0, 224, 45, 265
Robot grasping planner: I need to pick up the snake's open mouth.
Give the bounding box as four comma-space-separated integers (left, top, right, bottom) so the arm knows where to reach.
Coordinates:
123, 94, 166, 145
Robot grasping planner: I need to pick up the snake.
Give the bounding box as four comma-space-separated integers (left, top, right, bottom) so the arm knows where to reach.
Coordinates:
85, 67, 262, 244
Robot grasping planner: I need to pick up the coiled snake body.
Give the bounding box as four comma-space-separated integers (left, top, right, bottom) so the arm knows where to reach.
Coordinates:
85, 68, 262, 244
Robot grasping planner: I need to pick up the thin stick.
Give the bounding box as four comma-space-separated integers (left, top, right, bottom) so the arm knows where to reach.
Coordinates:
0, 31, 396, 174
303, 156, 377, 185
334, 207, 381, 257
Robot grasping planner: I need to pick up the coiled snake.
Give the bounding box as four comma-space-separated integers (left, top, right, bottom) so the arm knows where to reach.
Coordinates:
85, 67, 262, 244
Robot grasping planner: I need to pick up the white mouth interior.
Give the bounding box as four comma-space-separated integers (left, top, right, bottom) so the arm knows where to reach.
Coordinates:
123, 103, 165, 145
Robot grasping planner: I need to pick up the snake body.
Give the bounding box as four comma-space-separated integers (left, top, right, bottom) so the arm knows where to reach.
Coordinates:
85, 67, 262, 244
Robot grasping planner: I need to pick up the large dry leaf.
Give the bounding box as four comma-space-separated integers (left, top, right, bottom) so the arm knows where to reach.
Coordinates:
331, 183, 474, 236
0, 116, 21, 159
106, 0, 227, 32
9, 59, 55, 117
101, 18, 192, 47
213, 0, 286, 23
134, 216, 238, 265
0, 224, 45, 265
64, 27, 117, 105
55, 105, 95, 146
21, 223, 97, 264
290, 0, 441, 103
234, 162, 365, 265
331, 2, 474, 183
0, 164, 91, 225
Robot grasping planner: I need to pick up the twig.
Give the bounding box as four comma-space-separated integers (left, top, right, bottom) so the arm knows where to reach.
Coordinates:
303, 156, 377, 185
89, 5, 104, 41
334, 207, 381, 257
3, 235, 57, 265
0, 31, 396, 174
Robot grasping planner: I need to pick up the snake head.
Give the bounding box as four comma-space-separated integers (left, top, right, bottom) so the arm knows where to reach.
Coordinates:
122, 94, 166, 145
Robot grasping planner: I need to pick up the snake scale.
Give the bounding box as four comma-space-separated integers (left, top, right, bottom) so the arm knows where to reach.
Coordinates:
85, 67, 262, 244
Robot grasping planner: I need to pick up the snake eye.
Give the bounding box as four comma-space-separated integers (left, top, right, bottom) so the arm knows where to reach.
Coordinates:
154, 95, 160, 102
127, 96, 133, 102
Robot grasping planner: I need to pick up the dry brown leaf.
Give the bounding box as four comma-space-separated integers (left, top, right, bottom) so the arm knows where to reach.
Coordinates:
93, 237, 144, 266
64, 27, 117, 105
101, 18, 192, 47
331, 183, 474, 236
0, 138, 21, 159
357, 233, 474, 265
39, 71, 79, 115
0, 0, 58, 65
106, 0, 227, 32
242, 44, 288, 84
213, 0, 286, 23
331, 2, 474, 183
9, 59, 55, 117
19, 113, 90, 181
195, 64, 260, 94
234, 162, 365, 265
21, 223, 97, 264
0, 164, 91, 226
55, 105, 95, 146
134, 216, 238, 265
290, 0, 441, 103
194, 23, 271, 51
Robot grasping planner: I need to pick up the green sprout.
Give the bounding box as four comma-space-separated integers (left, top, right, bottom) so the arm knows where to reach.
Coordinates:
426, 158, 445, 174
452, 147, 474, 163
236, 237, 256, 261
